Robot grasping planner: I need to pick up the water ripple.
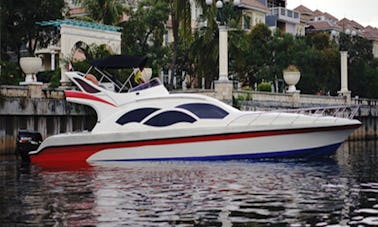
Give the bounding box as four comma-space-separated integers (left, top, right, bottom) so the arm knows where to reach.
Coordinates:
0, 141, 377, 226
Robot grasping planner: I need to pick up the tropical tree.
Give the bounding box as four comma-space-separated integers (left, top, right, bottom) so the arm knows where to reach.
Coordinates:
168, 0, 189, 88
189, 1, 242, 88
242, 24, 273, 87
73, 0, 124, 25
71, 43, 113, 76
343, 34, 375, 97
292, 32, 339, 94
190, 23, 219, 88
167, 0, 210, 89
364, 59, 378, 98
1, 0, 65, 59
120, 0, 170, 77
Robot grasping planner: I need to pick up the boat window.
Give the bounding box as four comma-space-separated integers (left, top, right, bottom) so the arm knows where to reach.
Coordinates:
144, 111, 196, 127
129, 78, 162, 92
116, 108, 160, 125
74, 77, 101, 93
176, 103, 229, 119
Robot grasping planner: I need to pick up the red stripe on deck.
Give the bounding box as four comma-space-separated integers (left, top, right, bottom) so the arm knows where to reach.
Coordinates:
65, 90, 117, 107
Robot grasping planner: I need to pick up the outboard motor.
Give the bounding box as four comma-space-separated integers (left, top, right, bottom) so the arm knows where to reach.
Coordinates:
15, 130, 42, 162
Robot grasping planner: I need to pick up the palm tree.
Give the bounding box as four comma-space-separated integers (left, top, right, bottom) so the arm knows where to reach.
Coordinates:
189, 1, 243, 88
73, 0, 124, 25
168, 0, 210, 89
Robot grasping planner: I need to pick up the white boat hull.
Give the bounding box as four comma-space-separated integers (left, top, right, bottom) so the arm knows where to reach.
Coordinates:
29, 124, 359, 167
88, 129, 351, 161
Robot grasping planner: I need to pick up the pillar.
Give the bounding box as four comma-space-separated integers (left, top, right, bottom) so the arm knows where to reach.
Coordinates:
218, 25, 228, 81
339, 51, 349, 93
51, 51, 56, 71
338, 51, 351, 104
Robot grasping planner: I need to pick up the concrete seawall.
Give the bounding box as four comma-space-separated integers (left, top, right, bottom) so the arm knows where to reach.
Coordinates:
0, 85, 96, 154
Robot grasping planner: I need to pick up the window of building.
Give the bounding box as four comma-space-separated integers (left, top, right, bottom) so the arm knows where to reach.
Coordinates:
267, 0, 285, 8
144, 111, 196, 127
116, 108, 160, 125
176, 103, 229, 119
243, 15, 251, 29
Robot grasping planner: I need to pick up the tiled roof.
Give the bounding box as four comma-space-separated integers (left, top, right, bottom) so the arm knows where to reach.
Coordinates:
294, 5, 313, 23
68, 7, 86, 17
37, 19, 122, 32
312, 10, 338, 22
337, 18, 351, 31
239, 0, 269, 12
322, 12, 338, 22
361, 26, 378, 41
308, 21, 342, 31
350, 20, 364, 30
294, 5, 313, 15
293, 4, 378, 39
295, 6, 338, 24
313, 10, 323, 16
337, 18, 364, 32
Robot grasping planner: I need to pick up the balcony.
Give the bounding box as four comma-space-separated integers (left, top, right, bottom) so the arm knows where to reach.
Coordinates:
269, 7, 300, 24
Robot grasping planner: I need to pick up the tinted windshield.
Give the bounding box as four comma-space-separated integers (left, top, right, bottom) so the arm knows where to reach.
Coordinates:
129, 78, 162, 92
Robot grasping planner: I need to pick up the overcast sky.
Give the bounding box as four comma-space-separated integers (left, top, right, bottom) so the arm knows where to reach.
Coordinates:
286, 0, 378, 28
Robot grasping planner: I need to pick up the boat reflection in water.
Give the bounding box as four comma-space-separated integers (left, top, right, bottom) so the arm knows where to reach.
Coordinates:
1, 141, 378, 226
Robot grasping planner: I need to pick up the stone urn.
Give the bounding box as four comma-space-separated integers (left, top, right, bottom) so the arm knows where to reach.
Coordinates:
283, 65, 301, 92
19, 57, 42, 84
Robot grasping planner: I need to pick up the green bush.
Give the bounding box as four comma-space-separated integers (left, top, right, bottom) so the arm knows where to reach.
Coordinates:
257, 82, 272, 92
72, 60, 91, 73
49, 69, 61, 88
0, 61, 22, 85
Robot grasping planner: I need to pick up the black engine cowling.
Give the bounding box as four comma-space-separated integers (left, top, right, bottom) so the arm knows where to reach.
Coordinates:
15, 130, 42, 162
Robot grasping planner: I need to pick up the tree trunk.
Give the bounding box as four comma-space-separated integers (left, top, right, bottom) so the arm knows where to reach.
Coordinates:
169, 3, 179, 90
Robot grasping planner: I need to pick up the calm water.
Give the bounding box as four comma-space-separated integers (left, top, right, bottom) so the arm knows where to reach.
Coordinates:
1, 141, 378, 226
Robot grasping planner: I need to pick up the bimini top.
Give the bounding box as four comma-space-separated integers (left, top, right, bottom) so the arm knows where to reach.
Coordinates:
90, 54, 147, 69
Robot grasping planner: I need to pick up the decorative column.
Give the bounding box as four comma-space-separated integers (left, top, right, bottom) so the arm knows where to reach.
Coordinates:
218, 25, 228, 81
214, 25, 233, 104
338, 51, 351, 104
51, 51, 56, 70
205, 0, 240, 104
339, 51, 349, 93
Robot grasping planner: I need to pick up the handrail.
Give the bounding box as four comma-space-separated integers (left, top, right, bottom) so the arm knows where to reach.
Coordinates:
226, 105, 359, 127
278, 105, 360, 120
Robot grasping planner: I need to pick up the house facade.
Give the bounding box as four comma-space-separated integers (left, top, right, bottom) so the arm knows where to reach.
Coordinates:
238, 0, 269, 30
294, 5, 378, 58
259, 0, 302, 36
361, 26, 378, 58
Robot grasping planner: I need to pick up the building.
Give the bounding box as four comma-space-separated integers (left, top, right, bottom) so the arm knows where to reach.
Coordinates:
238, 0, 269, 30
361, 26, 378, 58
294, 5, 342, 35
293, 4, 378, 58
337, 18, 364, 35
263, 0, 302, 36
65, 0, 87, 18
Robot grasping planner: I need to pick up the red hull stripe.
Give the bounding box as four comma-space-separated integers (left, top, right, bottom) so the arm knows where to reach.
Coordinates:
30, 123, 360, 165
64, 90, 117, 107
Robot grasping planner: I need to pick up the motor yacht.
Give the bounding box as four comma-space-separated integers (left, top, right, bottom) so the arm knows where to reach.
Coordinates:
26, 55, 361, 167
